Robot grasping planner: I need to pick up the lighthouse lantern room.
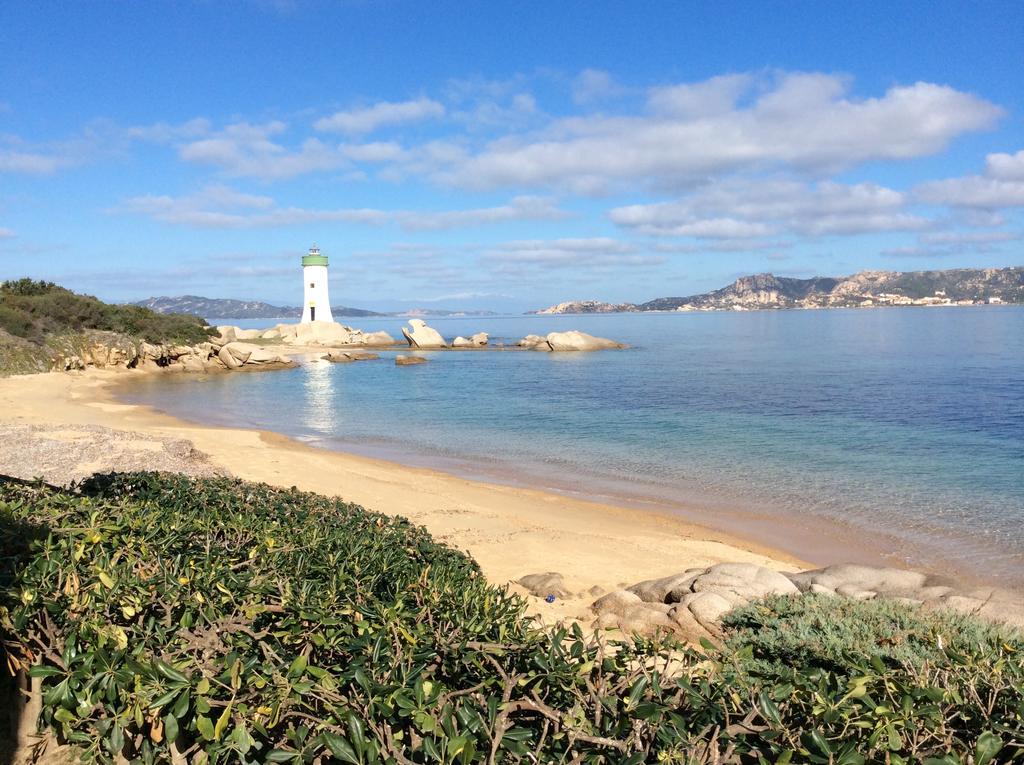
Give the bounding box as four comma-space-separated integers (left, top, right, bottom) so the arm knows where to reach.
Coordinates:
300, 244, 333, 324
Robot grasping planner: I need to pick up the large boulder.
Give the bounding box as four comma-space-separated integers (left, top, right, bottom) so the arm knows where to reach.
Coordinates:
518, 334, 552, 351
215, 326, 240, 344
402, 320, 446, 348
452, 332, 490, 348
225, 342, 254, 363
293, 321, 354, 346
213, 342, 292, 370
688, 562, 800, 606
355, 330, 396, 347
235, 328, 263, 340
217, 346, 241, 369
517, 572, 571, 599
180, 355, 207, 373
788, 564, 930, 597
545, 331, 625, 352
627, 570, 704, 603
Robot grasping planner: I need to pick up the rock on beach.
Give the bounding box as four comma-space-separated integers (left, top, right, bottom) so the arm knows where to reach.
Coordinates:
578, 561, 1024, 640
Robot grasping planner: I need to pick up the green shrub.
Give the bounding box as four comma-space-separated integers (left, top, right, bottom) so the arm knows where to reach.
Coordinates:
0, 278, 213, 346
723, 594, 1017, 672
1, 473, 1022, 764
0, 304, 35, 338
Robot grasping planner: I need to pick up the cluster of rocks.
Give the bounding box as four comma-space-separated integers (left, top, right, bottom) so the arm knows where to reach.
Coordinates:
399, 321, 625, 353
453, 333, 489, 348
518, 562, 1024, 644
206, 334, 293, 372
517, 330, 626, 352
218, 322, 396, 347
399, 320, 489, 350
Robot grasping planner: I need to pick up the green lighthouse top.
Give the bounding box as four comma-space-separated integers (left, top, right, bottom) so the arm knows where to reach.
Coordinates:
302, 244, 329, 267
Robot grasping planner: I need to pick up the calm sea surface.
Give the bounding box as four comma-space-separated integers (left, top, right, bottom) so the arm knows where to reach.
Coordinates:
117, 307, 1024, 587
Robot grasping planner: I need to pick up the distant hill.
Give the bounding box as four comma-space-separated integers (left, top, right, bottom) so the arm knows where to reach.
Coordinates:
394, 308, 499, 318
532, 266, 1024, 313
134, 296, 383, 320
135, 296, 500, 320
529, 300, 638, 315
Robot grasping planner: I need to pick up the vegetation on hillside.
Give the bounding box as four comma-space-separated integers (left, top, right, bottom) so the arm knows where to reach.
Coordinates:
1, 473, 1021, 764
0, 279, 213, 346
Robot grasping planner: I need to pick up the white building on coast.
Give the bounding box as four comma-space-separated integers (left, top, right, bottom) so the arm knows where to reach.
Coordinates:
300, 245, 333, 324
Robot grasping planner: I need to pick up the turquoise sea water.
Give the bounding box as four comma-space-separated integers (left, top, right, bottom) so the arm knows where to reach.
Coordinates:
117, 307, 1024, 587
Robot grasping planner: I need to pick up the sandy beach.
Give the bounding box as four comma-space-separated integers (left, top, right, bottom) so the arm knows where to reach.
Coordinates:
0, 366, 808, 626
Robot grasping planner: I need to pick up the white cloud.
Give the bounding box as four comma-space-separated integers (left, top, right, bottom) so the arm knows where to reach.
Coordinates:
647, 73, 753, 118
572, 69, 622, 104
0, 132, 88, 174
125, 118, 212, 143
178, 121, 351, 180
881, 228, 1020, 258
340, 141, 406, 162
112, 186, 568, 231
985, 149, 1024, 181
919, 230, 1020, 245
482, 237, 665, 271
610, 179, 930, 239
432, 72, 1002, 192
914, 149, 1024, 209
314, 98, 445, 134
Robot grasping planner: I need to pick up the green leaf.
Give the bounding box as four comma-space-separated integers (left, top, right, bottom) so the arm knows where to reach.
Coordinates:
757, 690, 783, 727
154, 660, 189, 685
164, 714, 179, 744
266, 749, 296, 762
321, 732, 360, 764
801, 730, 833, 756
627, 677, 649, 708
288, 654, 307, 678
196, 715, 214, 741
214, 701, 232, 741
149, 688, 180, 709
171, 690, 190, 718
53, 708, 75, 724
28, 665, 65, 679
975, 731, 1003, 765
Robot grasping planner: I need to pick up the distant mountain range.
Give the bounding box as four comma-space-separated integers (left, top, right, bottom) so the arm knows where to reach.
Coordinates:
134, 296, 497, 320
531, 266, 1024, 314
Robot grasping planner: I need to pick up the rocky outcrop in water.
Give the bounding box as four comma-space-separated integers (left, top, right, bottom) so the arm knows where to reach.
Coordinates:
239, 322, 396, 347
517, 331, 626, 352
402, 320, 447, 348
452, 333, 489, 348
395, 355, 428, 366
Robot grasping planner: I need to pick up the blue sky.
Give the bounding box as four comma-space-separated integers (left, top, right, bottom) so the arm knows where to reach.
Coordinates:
1, 1, 1022, 312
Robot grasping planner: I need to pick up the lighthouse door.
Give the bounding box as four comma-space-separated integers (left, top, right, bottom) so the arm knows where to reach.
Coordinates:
310, 307, 316, 321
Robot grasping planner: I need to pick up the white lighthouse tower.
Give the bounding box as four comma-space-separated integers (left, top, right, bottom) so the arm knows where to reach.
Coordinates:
300, 244, 333, 324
